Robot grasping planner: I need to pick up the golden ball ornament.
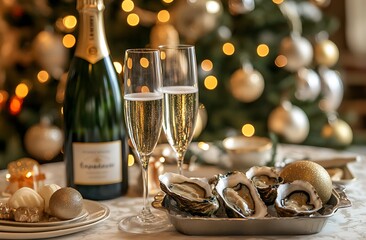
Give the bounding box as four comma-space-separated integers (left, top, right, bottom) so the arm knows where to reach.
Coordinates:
229, 67, 264, 102
268, 101, 309, 143
150, 23, 179, 49
49, 187, 83, 220
279, 35, 313, 72
24, 118, 63, 161
321, 118, 353, 147
279, 160, 333, 204
314, 39, 339, 67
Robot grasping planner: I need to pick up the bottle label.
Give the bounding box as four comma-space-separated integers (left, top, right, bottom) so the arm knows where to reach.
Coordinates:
72, 140, 122, 185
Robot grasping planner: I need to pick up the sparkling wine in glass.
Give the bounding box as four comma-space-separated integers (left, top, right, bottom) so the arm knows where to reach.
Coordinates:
159, 45, 199, 175
118, 49, 170, 233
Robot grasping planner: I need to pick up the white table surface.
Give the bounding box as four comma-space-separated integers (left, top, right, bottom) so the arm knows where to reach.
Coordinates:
1, 144, 366, 240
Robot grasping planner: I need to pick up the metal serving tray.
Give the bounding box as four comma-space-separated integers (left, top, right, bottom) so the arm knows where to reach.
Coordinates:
153, 187, 351, 236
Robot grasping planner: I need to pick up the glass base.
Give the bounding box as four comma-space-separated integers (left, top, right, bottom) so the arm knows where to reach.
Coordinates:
118, 211, 171, 234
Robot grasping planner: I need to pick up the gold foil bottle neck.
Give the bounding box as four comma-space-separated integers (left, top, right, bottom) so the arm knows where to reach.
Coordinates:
77, 0, 104, 11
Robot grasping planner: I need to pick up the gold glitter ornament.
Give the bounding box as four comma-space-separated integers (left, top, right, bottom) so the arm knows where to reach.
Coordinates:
279, 160, 333, 204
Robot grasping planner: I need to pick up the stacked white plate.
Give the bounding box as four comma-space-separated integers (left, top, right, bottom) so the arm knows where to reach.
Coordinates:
0, 200, 110, 239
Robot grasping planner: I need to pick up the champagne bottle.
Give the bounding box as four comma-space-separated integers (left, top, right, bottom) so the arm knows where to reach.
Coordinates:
63, 0, 128, 200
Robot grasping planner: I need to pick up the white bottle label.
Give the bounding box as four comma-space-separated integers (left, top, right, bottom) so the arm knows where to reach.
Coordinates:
73, 140, 122, 185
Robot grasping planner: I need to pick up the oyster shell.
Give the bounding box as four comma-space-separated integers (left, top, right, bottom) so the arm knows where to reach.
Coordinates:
159, 172, 219, 216
214, 171, 267, 218
275, 180, 323, 217
246, 166, 283, 205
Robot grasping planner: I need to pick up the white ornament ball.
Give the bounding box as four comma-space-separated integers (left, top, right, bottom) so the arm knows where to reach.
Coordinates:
229, 67, 265, 102
279, 35, 313, 72
24, 118, 63, 161
268, 101, 310, 143
295, 68, 321, 101
318, 67, 343, 112
32, 30, 68, 79
171, 0, 222, 43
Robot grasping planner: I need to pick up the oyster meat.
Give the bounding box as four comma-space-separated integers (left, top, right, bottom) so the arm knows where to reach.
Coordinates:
246, 166, 283, 205
275, 180, 323, 217
214, 171, 267, 218
159, 172, 219, 216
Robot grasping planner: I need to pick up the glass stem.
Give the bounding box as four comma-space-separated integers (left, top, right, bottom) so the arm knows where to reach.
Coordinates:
140, 155, 153, 221
177, 151, 185, 175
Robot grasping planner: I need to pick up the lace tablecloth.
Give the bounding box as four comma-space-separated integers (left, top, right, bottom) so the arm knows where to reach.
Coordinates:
1, 144, 366, 240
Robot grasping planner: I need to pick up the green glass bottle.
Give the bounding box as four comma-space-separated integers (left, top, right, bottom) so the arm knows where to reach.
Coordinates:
63, 0, 128, 200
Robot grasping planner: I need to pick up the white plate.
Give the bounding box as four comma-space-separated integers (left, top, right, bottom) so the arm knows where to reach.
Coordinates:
0, 208, 88, 227
0, 199, 109, 235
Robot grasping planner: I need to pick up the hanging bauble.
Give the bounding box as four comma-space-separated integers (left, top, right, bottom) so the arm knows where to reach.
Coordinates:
295, 68, 321, 101
310, 0, 331, 8
318, 67, 343, 112
268, 101, 310, 143
228, 0, 255, 15
24, 117, 63, 161
314, 39, 339, 67
229, 64, 264, 103
193, 104, 208, 139
32, 29, 68, 79
150, 23, 179, 49
171, 0, 222, 44
279, 34, 313, 72
322, 118, 353, 147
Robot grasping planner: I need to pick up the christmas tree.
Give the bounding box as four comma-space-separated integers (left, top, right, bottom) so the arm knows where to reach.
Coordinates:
0, 0, 353, 169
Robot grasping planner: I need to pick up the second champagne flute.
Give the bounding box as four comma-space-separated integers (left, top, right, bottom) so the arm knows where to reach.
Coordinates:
118, 49, 170, 233
159, 45, 199, 175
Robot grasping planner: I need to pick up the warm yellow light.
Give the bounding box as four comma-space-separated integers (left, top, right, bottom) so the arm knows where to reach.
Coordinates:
9, 97, 22, 115
275, 55, 287, 68
140, 57, 149, 68
201, 59, 213, 71
128, 154, 135, 166
223, 42, 235, 55
37, 70, 50, 83
127, 13, 140, 26
121, 0, 134, 12
257, 44, 269, 57
204, 75, 218, 90
198, 142, 210, 151
160, 51, 166, 60
162, 0, 174, 3
272, 0, 284, 4
114, 62, 123, 74
0, 91, 9, 105
63, 15, 77, 29
15, 83, 29, 98
127, 58, 133, 69
157, 10, 170, 23
26, 171, 33, 178
242, 124, 255, 137
63, 34, 76, 48
127, 78, 132, 87
141, 86, 150, 93
206, 0, 221, 14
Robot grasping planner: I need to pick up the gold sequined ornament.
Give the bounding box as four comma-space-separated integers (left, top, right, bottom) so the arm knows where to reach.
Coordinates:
279, 34, 313, 72
229, 64, 264, 103
314, 39, 339, 67
24, 117, 63, 161
321, 117, 353, 147
150, 23, 179, 49
279, 160, 333, 204
268, 101, 309, 143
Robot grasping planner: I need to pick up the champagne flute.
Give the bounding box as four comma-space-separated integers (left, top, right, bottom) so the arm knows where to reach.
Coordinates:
118, 49, 170, 233
159, 45, 199, 175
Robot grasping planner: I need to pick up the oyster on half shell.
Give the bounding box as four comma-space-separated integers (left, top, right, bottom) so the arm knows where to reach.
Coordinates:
159, 172, 219, 216
246, 166, 283, 205
214, 171, 268, 218
275, 180, 323, 217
